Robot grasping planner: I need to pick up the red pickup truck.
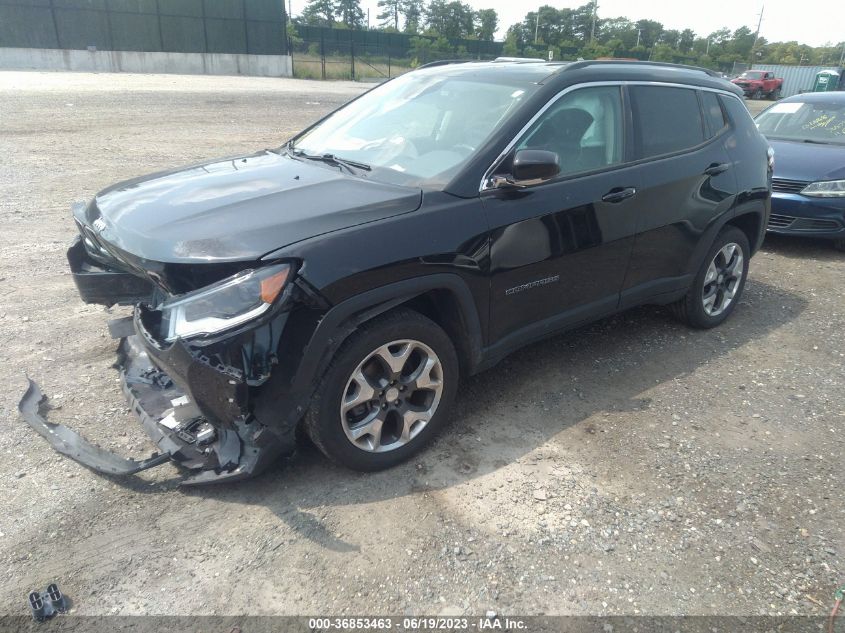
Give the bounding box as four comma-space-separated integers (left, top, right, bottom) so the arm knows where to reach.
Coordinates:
731, 70, 784, 99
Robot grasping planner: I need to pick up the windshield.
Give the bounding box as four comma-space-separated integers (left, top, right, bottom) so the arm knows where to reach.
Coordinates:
290, 70, 536, 187
756, 100, 845, 145
739, 71, 765, 79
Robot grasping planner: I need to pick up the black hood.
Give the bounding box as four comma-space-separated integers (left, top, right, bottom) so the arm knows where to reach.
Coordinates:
80, 151, 422, 264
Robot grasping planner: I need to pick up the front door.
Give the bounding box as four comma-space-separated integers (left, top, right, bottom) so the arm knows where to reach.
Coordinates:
482, 85, 640, 347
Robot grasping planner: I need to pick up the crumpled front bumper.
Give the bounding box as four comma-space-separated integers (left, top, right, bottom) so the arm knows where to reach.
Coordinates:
19, 316, 289, 485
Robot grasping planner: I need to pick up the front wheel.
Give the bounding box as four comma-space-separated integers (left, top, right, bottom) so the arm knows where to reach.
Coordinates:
304, 309, 459, 471
670, 226, 750, 329
752, 88, 763, 99
770, 87, 781, 100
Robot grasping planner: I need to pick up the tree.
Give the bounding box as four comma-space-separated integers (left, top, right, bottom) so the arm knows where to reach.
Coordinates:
402, 0, 425, 33
425, 0, 474, 39
634, 19, 663, 49
678, 28, 695, 53
475, 8, 497, 41
377, 0, 401, 30
335, 0, 365, 29
301, 0, 335, 26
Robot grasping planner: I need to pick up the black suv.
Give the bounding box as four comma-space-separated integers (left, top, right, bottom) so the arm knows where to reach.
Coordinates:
22, 60, 772, 484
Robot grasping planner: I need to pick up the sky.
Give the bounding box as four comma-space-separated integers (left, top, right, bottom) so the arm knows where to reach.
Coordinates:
287, 0, 845, 48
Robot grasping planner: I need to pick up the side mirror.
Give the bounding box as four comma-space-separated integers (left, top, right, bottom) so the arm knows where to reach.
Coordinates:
498, 149, 560, 188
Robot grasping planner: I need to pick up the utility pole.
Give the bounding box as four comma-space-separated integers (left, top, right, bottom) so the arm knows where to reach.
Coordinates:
839, 41, 845, 66
635, 28, 641, 47
706, 38, 710, 55
534, 7, 540, 45
749, 4, 764, 66
590, 1, 598, 43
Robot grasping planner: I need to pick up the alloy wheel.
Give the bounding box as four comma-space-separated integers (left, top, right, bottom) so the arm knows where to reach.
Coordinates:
340, 339, 444, 453
701, 242, 744, 317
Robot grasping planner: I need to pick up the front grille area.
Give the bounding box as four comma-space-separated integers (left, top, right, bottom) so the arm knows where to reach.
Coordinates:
768, 214, 842, 232
792, 217, 841, 231
768, 214, 794, 228
771, 178, 810, 194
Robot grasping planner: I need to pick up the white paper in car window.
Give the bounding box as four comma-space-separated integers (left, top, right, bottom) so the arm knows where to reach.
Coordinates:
769, 102, 803, 113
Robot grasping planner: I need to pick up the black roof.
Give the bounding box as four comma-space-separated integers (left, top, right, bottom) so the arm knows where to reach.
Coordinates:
414, 59, 742, 95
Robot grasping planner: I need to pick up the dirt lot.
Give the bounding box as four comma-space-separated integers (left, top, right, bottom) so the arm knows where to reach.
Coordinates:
0, 72, 842, 619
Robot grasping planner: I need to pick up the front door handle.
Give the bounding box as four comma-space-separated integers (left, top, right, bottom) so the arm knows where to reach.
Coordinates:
704, 162, 730, 176
601, 187, 637, 203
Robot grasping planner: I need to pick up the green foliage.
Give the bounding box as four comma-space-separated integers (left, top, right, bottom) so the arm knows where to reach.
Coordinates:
500, 1, 843, 71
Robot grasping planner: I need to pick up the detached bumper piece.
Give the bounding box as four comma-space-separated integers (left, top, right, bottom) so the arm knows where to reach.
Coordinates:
19, 379, 170, 476
67, 234, 153, 306
28, 583, 67, 622
20, 327, 288, 485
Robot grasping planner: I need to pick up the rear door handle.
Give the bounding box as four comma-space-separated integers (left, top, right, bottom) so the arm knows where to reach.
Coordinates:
601, 187, 637, 203
704, 162, 730, 176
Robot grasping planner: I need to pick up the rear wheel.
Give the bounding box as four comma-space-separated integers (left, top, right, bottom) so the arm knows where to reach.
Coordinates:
770, 87, 781, 100
304, 309, 458, 471
670, 226, 750, 329
752, 88, 763, 99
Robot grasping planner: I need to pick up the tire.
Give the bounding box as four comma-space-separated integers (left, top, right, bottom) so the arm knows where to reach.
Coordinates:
834, 239, 845, 252
304, 308, 459, 471
670, 226, 750, 329
770, 88, 781, 100
752, 88, 762, 100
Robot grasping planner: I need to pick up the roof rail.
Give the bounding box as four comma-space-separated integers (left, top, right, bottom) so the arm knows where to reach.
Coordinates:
563, 59, 722, 78
416, 60, 473, 69
493, 56, 546, 63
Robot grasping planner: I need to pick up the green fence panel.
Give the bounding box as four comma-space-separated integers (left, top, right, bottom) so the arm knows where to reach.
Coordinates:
205, 16, 245, 53
245, 0, 281, 21
0, 5, 58, 48
109, 11, 161, 50
52, 0, 107, 9
54, 7, 111, 48
159, 14, 205, 52
107, 0, 157, 14
203, 0, 242, 20
247, 20, 284, 55
158, 0, 202, 18
0, 0, 287, 56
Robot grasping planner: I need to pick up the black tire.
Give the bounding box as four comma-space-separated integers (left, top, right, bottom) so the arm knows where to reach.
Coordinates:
304, 308, 459, 471
770, 88, 781, 100
670, 226, 750, 329
834, 239, 845, 252
752, 88, 762, 100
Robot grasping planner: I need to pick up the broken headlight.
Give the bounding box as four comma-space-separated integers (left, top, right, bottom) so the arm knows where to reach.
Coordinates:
160, 263, 290, 342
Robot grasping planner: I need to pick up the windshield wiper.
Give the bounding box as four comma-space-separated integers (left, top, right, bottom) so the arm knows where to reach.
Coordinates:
802, 139, 833, 145
289, 146, 371, 172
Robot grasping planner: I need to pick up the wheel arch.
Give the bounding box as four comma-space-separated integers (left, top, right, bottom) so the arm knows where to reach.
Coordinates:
725, 210, 764, 255
292, 274, 484, 399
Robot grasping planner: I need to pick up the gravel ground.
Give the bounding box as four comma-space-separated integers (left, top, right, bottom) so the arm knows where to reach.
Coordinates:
0, 72, 842, 618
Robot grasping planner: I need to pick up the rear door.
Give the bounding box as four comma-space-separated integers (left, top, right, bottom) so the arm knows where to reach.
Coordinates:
620, 85, 738, 307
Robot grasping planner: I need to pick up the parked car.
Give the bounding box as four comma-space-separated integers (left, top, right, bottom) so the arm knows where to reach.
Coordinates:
21, 60, 772, 484
732, 70, 783, 99
756, 92, 845, 250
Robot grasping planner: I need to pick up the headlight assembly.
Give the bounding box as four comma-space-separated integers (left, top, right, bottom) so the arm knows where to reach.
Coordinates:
160, 263, 291, 342
801, 180, 845, 197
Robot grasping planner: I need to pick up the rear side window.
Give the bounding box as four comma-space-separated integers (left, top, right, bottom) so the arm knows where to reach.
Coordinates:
630, 85, 705, 158
701, 91, 728, 137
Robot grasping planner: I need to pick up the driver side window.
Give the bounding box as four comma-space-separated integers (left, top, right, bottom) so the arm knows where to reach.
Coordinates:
516, 85, 624, 177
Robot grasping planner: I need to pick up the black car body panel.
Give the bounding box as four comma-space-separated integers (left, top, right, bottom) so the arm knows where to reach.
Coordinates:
23, 60, 770, 483
81, 150, 423, 263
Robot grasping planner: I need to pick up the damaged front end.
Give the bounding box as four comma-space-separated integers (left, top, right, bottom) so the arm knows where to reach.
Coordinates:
21, 216, 315, 485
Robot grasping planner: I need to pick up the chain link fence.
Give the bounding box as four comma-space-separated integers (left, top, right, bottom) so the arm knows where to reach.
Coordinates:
290, 37, 500, 81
